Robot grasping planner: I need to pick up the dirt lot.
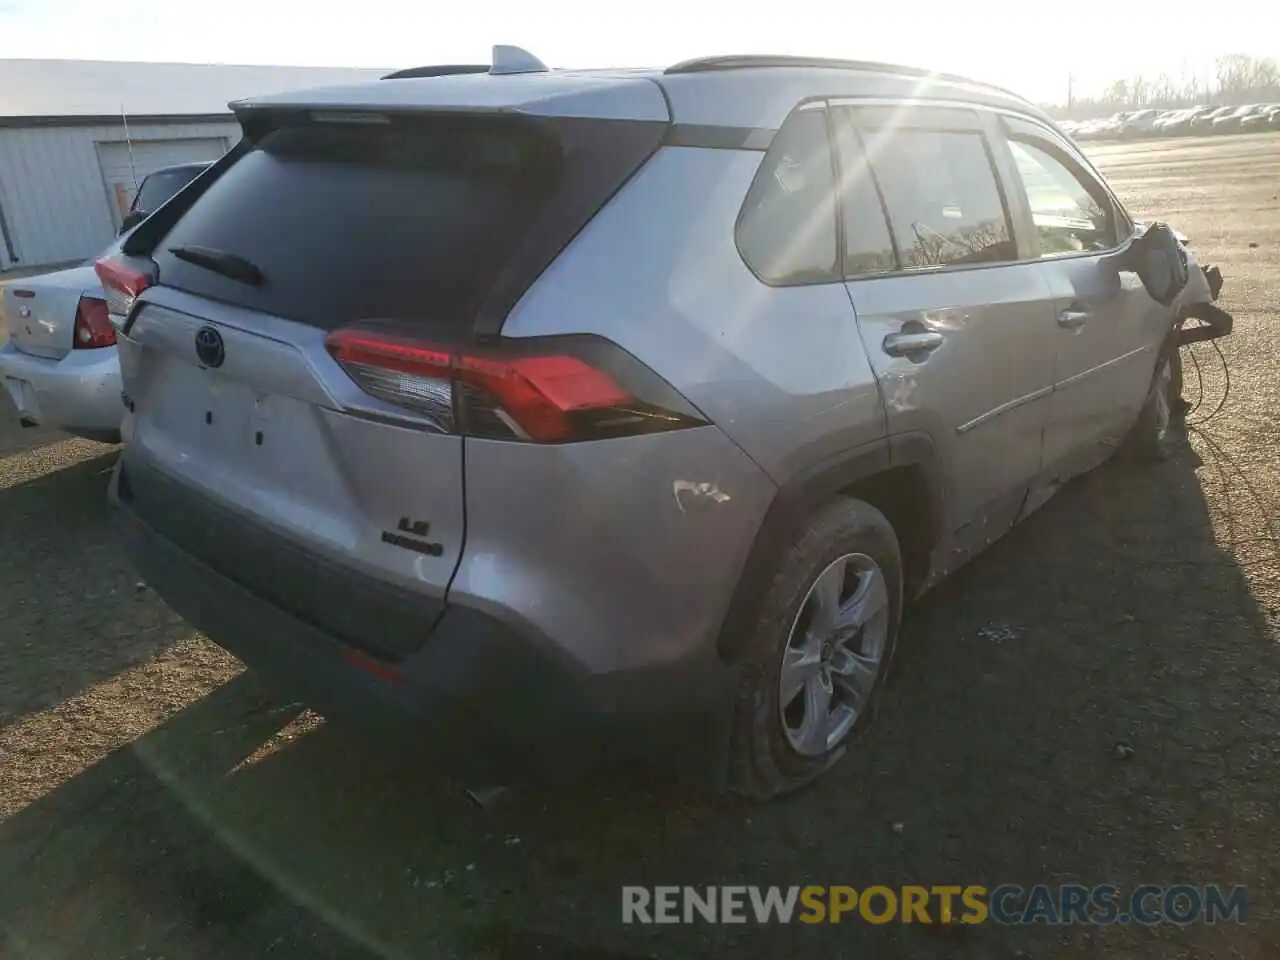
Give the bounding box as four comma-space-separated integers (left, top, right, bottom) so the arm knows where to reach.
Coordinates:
2, 133, 1279, 959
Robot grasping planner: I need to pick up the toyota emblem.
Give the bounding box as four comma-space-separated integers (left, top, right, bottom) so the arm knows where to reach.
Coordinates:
194, 326, 225, 368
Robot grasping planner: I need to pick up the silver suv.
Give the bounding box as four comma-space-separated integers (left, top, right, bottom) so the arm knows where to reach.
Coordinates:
101, 49, 1230, 797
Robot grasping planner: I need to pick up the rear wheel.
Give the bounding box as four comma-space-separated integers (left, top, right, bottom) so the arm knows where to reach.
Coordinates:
728, 497, 902, 799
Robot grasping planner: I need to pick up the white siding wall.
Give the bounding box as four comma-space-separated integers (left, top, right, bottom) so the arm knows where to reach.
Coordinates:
0, 120, 242, 269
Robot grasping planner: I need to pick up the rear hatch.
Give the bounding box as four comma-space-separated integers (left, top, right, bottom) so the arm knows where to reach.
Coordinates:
110, 95, 668, 659
3, 265, 101, 359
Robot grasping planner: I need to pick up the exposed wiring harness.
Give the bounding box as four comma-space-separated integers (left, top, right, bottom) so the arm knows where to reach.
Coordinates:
1171, 327, 1280, 567
1181, 327, 1231, 426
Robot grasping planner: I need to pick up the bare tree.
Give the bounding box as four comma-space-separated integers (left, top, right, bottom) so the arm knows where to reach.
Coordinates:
1045, 54, 1280, 119
1129, 75, 1150, 106
905, 220, 1012, 268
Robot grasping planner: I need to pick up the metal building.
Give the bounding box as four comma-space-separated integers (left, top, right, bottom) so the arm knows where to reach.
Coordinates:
0, 59, 388, 272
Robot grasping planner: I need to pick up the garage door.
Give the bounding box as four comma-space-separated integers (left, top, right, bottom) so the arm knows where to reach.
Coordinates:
97, 137, 229, 228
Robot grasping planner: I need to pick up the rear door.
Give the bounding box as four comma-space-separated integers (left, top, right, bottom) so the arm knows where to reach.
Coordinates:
832, 104, 1056, 553
994, 115, 1162, 480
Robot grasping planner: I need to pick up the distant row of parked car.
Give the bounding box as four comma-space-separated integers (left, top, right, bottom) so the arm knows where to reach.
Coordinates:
1063, 103, 1280, 141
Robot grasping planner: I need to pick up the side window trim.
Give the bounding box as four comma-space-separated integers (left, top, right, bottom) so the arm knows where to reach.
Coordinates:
829, 106, 901, 277
852, 104, 988, 134
823, 102, 849, 277
977, 110, 1039, 261
981, 111, 1040, 260
848, 105, 1020, 276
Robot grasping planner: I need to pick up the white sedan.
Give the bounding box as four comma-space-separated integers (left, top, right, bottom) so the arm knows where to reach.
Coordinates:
1, 264, 122, 441
0, 161, 210, 442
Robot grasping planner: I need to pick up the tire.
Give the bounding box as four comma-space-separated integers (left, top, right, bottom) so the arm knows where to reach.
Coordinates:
1123, 346, 1184, 462
728, 497, 903, 800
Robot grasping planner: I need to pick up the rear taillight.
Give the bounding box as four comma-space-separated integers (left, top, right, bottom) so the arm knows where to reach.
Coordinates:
93, 255, 155, 323
324, 328, 706, 443
72, 297, 116, 349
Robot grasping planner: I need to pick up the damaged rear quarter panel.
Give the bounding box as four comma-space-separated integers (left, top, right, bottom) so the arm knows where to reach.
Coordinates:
450, 427, 777, 675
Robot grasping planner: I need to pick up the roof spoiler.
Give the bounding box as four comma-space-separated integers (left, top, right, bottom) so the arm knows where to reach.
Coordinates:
383, 45, 550, 80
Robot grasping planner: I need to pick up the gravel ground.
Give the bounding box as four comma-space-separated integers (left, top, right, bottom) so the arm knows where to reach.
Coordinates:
2, 134, 1279, 959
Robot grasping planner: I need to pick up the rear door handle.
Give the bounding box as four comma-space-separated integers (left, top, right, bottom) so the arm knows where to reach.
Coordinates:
883, 330, 945, 357
1057, 308, 1091, 330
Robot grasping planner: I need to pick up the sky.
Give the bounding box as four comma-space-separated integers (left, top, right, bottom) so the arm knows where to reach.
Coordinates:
1, 0, 1277, 105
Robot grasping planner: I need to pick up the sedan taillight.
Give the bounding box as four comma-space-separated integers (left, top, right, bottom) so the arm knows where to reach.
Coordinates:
72, 297, 116, 349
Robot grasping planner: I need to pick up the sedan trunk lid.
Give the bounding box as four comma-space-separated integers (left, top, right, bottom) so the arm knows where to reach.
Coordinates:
2, 265, 102, 359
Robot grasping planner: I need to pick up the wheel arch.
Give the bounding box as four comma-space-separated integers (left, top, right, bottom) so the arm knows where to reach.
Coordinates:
714, 432, 948, 662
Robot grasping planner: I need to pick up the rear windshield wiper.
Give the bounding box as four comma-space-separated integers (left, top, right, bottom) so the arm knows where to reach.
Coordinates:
168, 245, 265, 287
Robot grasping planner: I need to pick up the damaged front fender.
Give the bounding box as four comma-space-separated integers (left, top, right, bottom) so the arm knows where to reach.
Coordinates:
1174, 246, 1233, 347
1130, 220, 1232, 344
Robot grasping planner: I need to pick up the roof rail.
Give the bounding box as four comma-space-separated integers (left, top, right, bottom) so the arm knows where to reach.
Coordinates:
382, 64, 490, 80
663, 55, 1021, 100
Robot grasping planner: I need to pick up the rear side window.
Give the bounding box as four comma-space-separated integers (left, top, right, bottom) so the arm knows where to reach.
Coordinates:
858, 124, 1015, 270
133, 167, 203, 214
152, 116, 562, 331
737, 107, 839, 285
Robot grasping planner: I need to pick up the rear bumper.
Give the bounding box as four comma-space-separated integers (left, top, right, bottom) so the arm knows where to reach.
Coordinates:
109, 462, 737, 782
0, 339, 121, 438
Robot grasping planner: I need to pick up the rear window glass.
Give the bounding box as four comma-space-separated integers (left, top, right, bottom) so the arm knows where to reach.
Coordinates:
152, 116, 561, 330
133, 167, 203, 213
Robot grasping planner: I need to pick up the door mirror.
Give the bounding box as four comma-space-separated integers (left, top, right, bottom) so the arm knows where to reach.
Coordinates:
119, 209, 147, 235
1129, 222, 1189, 306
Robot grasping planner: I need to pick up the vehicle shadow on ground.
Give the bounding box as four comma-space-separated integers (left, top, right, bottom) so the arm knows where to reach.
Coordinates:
0, 401, 72, 458
0, 449, 192, 726
1, 436, 1277, 959
0, 427, 67, 459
